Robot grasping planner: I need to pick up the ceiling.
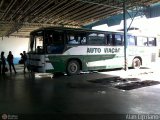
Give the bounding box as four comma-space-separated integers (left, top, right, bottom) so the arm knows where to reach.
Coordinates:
0, 0, 159, 38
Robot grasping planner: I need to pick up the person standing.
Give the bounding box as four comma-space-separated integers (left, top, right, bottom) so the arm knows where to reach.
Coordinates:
19, 53, 24, 64
7, 51, 17, 74
1, 51, 6, 74
23, 51, 27, 73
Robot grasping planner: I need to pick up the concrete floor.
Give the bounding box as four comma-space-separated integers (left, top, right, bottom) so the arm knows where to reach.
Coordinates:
0, 65, 160, 120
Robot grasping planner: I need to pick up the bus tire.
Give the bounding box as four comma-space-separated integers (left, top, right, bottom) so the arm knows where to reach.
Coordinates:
67, 60, 80, 75
132, 58, 141, 69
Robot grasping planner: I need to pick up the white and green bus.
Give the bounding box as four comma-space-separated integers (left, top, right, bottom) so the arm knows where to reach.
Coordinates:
28, 27, 158, 75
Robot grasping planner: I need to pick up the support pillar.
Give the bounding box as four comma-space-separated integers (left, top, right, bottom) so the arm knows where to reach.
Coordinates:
123, 0, 128, 71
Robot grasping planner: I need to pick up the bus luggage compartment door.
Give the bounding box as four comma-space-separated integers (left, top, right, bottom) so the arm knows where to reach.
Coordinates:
29, 54, 45, 73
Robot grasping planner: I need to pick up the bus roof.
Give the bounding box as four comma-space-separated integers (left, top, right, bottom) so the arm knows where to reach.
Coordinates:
30, 26, 156, 38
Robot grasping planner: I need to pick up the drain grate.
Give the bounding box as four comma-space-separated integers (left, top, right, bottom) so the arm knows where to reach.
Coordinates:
88, 78, 160, 90
115, 80, 160, 90
89, 77, 131, 84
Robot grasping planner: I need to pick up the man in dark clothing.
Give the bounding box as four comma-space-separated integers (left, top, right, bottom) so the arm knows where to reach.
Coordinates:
23, 51, 27, 73
1, 51, 6, 74
19, 53, 24, 64
7, 51, 17, 74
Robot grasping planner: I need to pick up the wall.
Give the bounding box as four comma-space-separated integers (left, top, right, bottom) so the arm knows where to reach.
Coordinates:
0, 37, 29, 64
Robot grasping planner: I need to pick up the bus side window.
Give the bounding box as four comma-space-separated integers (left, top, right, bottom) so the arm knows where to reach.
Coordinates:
137, 37, 142, 46
143, 37, 148, 46
88, 33, 97, 44
98, 33, 105, 44
81, 37, 87, 44
45, 34, 53, 44
67, 35, 80, 45
88, 33, 105, 45
114, 34, 122, 46
137, 37, 148, 46
128, 35, 136, 46
148, 37, 156, 46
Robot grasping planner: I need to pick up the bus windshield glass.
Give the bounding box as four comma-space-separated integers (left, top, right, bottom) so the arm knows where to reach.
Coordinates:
30, 31, 44, 53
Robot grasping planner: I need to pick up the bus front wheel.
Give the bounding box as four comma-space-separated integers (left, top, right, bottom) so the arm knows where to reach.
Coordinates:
67, 60, 80, 75
132, 58, 141, 69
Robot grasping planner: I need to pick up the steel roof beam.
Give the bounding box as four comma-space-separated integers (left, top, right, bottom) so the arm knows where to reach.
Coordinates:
76, 0, 122, 9
53, 1, 109, 24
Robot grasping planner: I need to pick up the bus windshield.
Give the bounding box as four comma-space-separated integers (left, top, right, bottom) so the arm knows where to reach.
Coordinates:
30, 31, 44, 54
29, 30, 64, 54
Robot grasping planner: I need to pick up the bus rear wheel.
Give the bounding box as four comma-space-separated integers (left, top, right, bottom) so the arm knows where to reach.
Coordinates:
67, 60, 80, 75
132, 58, 141, 69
